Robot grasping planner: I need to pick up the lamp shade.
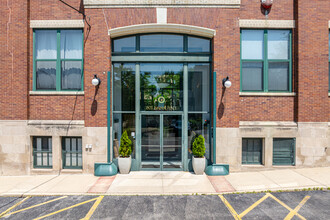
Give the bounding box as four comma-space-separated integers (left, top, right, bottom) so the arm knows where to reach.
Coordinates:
92, 76, 100, 86
224, 80, 232, 88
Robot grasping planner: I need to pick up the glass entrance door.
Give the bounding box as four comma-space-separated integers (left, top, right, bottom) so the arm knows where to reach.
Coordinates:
141, 114, 182, 170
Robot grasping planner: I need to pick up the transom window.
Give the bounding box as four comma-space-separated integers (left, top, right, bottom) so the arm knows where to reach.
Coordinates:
33, 29, 83, 91
241, 30, 292, 92
112, 34, 211, 53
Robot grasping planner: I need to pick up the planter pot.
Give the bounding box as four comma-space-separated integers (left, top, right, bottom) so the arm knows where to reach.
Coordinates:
192, 156, 205, 175
118, 156, 131, 174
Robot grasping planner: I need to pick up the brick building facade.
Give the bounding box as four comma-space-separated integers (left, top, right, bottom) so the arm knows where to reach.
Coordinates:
0, 0, 329, 175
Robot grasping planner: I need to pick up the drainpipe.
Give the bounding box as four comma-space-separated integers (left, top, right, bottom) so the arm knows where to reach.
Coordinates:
94, 71, 118, 176
205, 71, 229, 176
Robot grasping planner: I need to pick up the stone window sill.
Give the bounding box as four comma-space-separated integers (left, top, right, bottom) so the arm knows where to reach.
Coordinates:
29, 91, 84, 96
30, 168, 55, 175
328, 92, 330, 97
60, 169, 83, 174
241, 164, 264, 167
239, 92, 296, 97
272, 165, 295, 168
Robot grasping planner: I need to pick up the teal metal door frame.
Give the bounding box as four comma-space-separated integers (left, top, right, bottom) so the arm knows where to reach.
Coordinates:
140, 113, 184, 171
110, 62, 193, 172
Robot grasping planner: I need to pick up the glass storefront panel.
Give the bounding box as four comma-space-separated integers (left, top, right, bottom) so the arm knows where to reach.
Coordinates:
113, 63, 136, 111
113, 113, 136, 159
188, 63, 210, 112
112, 34, 212, 171
140, 63, 183, 111
141, 115, 161, 168
163, 115, 182, 169
188, 113, 210, 160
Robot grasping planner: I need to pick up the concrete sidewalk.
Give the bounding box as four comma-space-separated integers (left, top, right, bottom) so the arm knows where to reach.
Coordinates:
0, 167, 329, 196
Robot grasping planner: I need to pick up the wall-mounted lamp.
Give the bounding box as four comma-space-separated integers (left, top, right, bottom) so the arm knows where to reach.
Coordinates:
222, 76, 232, 88
92, 74, 100, 86
261, 0, 273, 17
261, 0, 273, 10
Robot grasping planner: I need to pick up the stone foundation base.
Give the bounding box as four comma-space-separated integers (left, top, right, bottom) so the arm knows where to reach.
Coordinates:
216, 122, 330, 172
1, 120, 329, 175
0, 120, 107, 175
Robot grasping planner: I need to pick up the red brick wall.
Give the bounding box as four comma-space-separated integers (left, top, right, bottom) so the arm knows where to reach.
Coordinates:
29, 96, 84, 120
0, 0, 29, 120
30, 0, 82, 20
240, 0, 294, 20
83, 8, 156, 127
28, 0, 84, 122
240, 97, 295, 121
297, 0, 330, 122
239, 0, 297, 123
1, 0, 329, 127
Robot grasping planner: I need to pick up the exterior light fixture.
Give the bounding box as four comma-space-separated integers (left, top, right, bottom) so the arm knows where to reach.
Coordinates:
92, 74, 100, 86
261, 0, 273, 10
222, 76, 232, 88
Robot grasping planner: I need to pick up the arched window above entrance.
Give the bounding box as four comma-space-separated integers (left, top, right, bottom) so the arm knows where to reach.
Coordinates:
112, 34, 211, 53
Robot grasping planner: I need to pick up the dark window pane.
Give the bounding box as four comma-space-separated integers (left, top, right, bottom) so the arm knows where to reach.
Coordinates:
33, 137, 52, 168
78, 138, 82, 151
61, 30, 83, 59
42, 137, 49, 150
64, 138, 70, 151
141, 115, 160, 168
188, 64, 210, 111
113, 36, 136, 52
242, 138, 262, 164
188, 36, 210, 52
62, 137, 82, 169
163, 115, 182, 168
61, 61, 82, 90
140, 34, 183, 52
273, 138, 295, 165
113, 113, 136, 159
140, 63, 183, 111
242, 62, 263, 91
268, 62, 289, 91
36, 61, 56, 90
113, 63, 135, 111
35, 30, 57, 59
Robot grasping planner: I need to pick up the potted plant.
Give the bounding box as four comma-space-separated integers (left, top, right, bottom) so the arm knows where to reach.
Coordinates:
192, 134, 206, 175
118, 130, 132, 174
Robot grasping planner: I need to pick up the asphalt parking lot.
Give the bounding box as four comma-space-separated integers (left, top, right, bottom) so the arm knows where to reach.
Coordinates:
0, 191, 329, 219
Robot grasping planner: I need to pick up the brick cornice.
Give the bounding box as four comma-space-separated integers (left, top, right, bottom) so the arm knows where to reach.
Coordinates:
83, 0, 240, 8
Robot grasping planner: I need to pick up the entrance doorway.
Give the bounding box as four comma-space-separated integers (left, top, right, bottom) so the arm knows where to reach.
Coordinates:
111, 33, 212, 171
141, 114, 182, 170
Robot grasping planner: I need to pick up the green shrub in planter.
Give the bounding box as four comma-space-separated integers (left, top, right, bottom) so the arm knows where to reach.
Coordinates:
192, 135, 205, 158
119, 130, 132, 157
